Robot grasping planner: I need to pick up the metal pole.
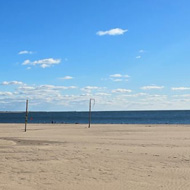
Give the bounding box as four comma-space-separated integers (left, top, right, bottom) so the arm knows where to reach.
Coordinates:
88, 99, 95, 128
25, 100, 28, 132
88, 99, 91, 128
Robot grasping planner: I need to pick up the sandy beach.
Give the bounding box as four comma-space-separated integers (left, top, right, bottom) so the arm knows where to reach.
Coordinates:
0, 123, 190, 190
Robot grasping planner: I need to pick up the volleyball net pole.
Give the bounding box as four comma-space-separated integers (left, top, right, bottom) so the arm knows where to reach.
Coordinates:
25, 99, 28, 132
88, 98, 95, 128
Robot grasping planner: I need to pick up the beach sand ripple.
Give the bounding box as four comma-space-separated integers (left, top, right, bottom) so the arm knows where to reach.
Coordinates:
0, 124, 190, 190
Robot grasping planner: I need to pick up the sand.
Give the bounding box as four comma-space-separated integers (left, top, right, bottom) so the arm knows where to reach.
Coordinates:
0, 123, 190, 190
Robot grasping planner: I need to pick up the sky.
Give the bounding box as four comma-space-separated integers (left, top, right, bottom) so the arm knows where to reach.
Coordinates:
0, 0, 190, 111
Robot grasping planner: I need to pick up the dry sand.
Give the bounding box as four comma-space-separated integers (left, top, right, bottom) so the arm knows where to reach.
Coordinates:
0, 123, 190, 190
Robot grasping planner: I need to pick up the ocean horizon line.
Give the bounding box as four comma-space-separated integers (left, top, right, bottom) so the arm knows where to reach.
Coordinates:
1, 109, 190, 113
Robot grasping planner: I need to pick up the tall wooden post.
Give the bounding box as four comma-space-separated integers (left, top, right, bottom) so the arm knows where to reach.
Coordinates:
25, 99, 28, 132
88, 98, 95, 128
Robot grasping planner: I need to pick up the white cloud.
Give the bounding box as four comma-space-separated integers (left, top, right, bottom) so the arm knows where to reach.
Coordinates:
23, 60, 30, 65
171, 87, 190, 91
95, 93, 111, 96
136, 50, 145, 59
109, 74, 130, 82
82, 86, 99, 90
59, 76, 73, 80
18, 50, 34, 55
112, 79, 123, 82
0, 83, 79, 110
0, 92, 13, 96
96, 28, 128, 36
120, 93, 147, 98
173, 94, 190, 98
124, 75, 130, 78
141, 85, 164, 90
36, 85, 77, 90
80, 93, 91, 97
18, 86, 35, 91
1, 80, 190, 111
1, 81, 24, 85
17, 85, 77, 96
81, 86, 100, 92
22, 58, 61, 68
81, 86, 105, 94
112, 88, 132, 93
139, 50, 145, 53
110, 74, 122, 78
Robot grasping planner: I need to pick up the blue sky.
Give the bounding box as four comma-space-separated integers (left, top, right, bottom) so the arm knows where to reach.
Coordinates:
0, 0, 190, 111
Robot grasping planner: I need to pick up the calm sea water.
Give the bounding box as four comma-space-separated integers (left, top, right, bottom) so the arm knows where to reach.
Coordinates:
0, 110, 190, 124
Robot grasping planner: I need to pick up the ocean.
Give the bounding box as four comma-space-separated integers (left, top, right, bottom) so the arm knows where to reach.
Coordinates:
0, 110, 190, 124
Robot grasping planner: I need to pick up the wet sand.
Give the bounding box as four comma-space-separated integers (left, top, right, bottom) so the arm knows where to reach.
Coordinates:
0, 123, 190, 190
